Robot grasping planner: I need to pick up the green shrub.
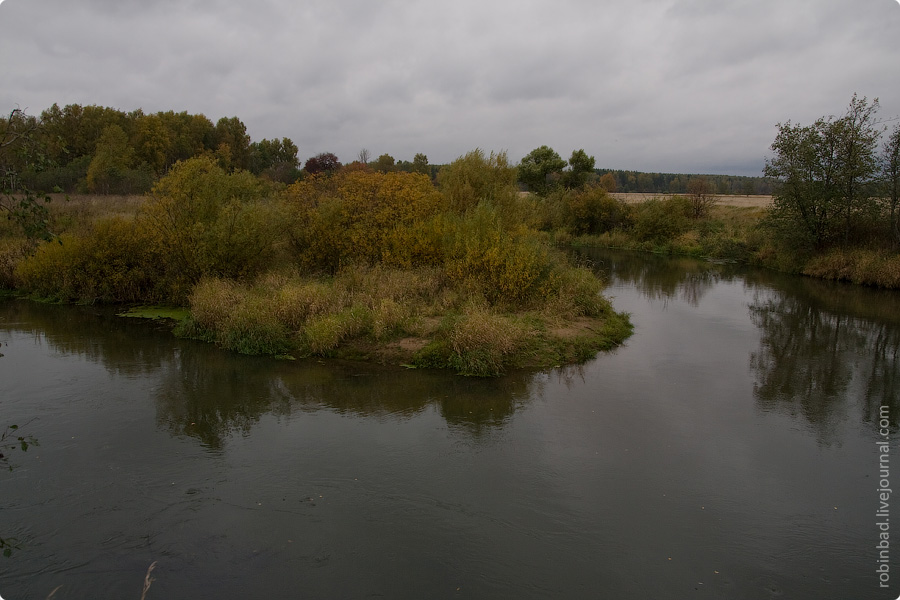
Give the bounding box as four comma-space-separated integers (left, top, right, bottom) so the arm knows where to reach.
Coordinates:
140, 156, 279, 300
632, 196, 691, 244
436, 149, 518, 213
284, 170, 446, 273
15, 217, 160, 302
562, 187, 633, 235
443, 204, 554, 306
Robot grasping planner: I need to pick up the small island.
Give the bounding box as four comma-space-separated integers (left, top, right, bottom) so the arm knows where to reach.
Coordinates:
5, 148, 632, 376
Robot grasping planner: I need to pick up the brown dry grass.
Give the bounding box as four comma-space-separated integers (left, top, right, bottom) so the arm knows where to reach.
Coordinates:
610, 192, 773, 207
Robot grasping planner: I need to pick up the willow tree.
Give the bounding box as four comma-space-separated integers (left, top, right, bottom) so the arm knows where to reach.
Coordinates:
764, 95, 884, 250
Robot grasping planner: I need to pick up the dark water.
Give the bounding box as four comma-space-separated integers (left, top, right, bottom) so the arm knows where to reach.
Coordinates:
1, 249, 898, 599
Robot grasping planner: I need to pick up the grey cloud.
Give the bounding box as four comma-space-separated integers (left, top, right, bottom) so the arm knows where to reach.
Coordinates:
1, 0, 898, 174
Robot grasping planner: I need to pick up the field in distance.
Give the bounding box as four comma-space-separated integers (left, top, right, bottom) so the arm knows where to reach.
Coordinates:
610, 192, 773, 207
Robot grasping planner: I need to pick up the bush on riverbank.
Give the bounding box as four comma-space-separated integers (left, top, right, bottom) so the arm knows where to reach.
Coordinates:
13, 158, 284, 303
558, 188, 900, 289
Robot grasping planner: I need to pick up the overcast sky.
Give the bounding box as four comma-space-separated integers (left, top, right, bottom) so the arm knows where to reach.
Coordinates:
1, 0, 898, 176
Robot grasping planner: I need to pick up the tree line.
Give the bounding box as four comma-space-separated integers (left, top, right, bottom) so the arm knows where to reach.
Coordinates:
0, 103, 448, 197
594, 169, 773, 195
0, 102, 779, 202
2, 96, 898, 258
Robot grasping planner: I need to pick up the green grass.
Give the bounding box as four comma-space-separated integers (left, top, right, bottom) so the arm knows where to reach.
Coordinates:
117, 305, 191, 321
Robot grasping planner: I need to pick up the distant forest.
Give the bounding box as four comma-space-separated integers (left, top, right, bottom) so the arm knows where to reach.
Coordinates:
594, 169, 773, 196
1, 103, 772, 196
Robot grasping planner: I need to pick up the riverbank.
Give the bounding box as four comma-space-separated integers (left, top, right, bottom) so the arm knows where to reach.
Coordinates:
567, 198, 900, 289
168, 264, 632, 377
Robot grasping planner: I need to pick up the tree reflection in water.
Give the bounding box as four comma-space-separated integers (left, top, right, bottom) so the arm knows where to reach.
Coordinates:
576, 248, 734, 307
153, 348, 535, 449
0, 299, 537, 449
746, 275, 900, 442
580, 247, 900, 444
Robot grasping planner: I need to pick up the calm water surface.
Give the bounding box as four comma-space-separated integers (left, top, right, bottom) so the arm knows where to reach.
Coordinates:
1, 249, 898, 599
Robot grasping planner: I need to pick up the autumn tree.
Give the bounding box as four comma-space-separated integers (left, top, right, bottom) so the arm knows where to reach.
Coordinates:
213, 116, 251, 171
598, 172, 617, 192
162, 111, 216, 162
304, 152, 342, 176
518, 145, 566, 195
249, 137, 300, 183
412, 153, 430, 176
372, 153, 396, 173
437, 149, 517, 212
38, 103, 130, 165
86, 124, 134, 193
132, 113, 172, 175
141, 156, 275, 299
284, 169, 445, 272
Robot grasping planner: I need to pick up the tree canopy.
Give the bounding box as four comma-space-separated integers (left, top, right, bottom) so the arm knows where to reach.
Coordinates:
764, 95, 886, 250
518, 145, 566, 195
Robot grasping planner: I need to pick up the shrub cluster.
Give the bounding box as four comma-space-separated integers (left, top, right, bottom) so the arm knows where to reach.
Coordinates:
284, 170, 447, 272
15, 218, 161, 302
15, 157, 283, 302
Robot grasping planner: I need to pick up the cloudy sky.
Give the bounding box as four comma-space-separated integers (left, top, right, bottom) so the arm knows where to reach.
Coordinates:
1, 0, 898, 176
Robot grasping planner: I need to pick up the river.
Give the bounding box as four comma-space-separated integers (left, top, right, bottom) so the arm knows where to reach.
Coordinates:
1, 249, 898, 599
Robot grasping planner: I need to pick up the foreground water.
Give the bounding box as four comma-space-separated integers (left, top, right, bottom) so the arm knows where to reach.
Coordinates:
1, 249, 898, 599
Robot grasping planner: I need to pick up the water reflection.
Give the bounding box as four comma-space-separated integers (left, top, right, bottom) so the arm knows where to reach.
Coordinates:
5, 249, 899, 450
581, 248, 900, 442
154, 346, 533, 449
745, 275, 900, 438
0, 300, 536, 448
0, 300, 174, 377
579, 248, 735, 306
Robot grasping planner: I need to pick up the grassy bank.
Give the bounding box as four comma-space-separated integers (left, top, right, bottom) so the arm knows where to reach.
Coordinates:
175, 264, 631, 376
557, 193, 900, 289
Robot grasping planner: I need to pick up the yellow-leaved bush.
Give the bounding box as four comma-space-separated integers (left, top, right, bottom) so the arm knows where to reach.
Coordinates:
442, 204, 552, 305
16, 217, 162, 302
283, 169, 447, 273
16, 156, 285, 303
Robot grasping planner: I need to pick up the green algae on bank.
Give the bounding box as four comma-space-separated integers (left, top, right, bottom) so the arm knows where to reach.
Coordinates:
117, 306, 190, 321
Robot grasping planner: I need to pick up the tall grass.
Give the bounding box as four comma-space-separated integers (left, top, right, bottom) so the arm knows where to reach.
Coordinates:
802, 249, 900, 288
